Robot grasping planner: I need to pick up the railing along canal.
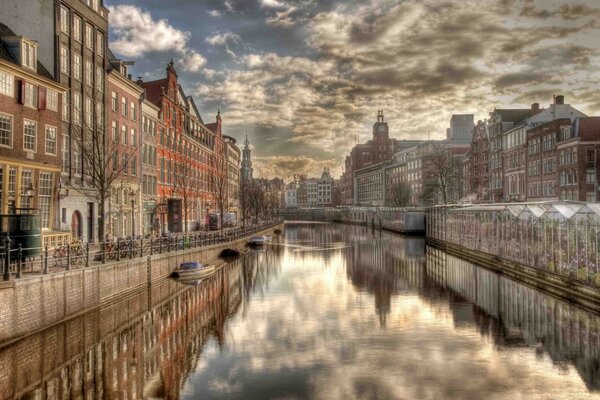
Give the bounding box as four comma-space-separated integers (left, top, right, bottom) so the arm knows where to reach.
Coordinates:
427, 202, 600, 287
0, 219, 282, 280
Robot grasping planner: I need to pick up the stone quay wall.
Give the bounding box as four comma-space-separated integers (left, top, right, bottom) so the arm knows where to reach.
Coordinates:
0, 223, 282, 344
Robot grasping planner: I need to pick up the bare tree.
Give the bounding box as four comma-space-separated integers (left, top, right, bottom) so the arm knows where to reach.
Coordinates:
171, 156, 200, 233
71, 118, 140, 242
209, 154, 228, 232
420, 146, 461, 206
239, 178, 250, 228
386, 180, 412, 207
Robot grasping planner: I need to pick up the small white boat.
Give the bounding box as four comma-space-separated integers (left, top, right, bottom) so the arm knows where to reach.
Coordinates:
248, 236, 268, 246
171, 261, 215, 278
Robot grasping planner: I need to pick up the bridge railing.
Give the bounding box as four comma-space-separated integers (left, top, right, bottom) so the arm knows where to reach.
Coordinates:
426, 202, 600, 286
280, 207, 426, 233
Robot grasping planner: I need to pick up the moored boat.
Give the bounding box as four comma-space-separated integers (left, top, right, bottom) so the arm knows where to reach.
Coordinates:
171, 261, 215, 278
248, 236, 268, 246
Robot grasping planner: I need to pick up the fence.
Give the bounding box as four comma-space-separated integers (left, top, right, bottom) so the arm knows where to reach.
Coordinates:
0, 220, 282, 280
427, 202, 600, 286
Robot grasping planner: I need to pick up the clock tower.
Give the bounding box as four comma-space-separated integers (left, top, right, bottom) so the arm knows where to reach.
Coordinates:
372, 110, 391, 163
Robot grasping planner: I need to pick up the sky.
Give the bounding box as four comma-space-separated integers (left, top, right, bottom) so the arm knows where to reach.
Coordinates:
106, 0, 600, 180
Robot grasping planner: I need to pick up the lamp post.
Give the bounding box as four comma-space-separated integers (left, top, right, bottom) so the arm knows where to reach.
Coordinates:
131, 193, 135, 237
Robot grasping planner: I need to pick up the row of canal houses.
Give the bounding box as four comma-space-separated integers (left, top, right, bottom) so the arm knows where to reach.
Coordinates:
464, 95, 599, 204
0, 0, 241, 246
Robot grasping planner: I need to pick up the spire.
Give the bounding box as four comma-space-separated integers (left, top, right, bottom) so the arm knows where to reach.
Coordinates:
244, 134, 249, 148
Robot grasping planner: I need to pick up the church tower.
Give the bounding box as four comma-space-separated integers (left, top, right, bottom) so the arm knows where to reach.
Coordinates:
241, 135, 254, 181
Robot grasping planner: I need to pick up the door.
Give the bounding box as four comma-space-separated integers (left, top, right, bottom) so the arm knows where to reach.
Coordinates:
71, 211, 82, 239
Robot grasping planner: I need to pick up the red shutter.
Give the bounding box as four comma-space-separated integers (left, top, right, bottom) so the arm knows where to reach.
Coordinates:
19, 80, 26, 104
38, 86, 47, 110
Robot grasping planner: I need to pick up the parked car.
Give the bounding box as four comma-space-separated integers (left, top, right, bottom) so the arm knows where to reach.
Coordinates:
207, 213, 220, 230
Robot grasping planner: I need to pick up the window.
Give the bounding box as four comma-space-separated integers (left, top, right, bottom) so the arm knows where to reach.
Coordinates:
586, 169, 596, 184
60, 6, 70, 34
24, 82, 37, 108
0, 113, 13, 147
121, 125, 127, 144
23, 120, 37, 151
122, 154, 128, 173
20, 170, 33, 209
121, 97, 127, 117
85, 60, 92, 86
111, 92, 117, 111
73, 92, 81, 125
45, 125, 57, 155
96, 102, 103, 129
131, 156, 137, 176
73, 53, 81, 81
130, 102, 136, 121
62, 134, 69, 172
84, 96, 92, 126
60, 46, 69, 75
62, 91, 70, 121
112, 150, 118, 171
38, 172, 53, 228
73, 16, 82, 42
73, 142, 81, 174
586, 192, 596, 203
96, 32, 104, 57
0, 71, 14, 96
131, 128, 136, 146
96, 66, 103, 92
47, 90, 58, 112
85, 24, 93, 49
111, 121, 118, 142
587, 148, 596, 163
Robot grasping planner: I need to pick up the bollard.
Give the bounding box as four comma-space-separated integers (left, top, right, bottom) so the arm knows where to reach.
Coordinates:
3, 237, 10, 281
16, 244, 22, 279
150, 237, 153, 256
43, 245, 49, 274
129, 239, 134, 259
85, 243, 90, 267
140, 238, 144, 258
159, 237, 163, 254
116, 238, 121, 261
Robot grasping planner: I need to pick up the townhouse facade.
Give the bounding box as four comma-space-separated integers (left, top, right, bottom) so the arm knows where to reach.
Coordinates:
0, 24, 65, 231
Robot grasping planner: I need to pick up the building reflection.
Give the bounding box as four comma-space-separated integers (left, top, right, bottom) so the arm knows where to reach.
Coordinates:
425, 246, 600, 391
0, 255, 280, 400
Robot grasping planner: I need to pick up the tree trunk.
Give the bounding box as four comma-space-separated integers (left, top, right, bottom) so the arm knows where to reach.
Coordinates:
99, 193, 106, 244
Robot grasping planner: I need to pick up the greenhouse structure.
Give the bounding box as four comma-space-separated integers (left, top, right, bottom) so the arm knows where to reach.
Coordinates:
427, 202, 600, 286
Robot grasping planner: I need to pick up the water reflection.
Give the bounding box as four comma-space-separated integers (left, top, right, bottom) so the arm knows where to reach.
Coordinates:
0, 223, 598, 399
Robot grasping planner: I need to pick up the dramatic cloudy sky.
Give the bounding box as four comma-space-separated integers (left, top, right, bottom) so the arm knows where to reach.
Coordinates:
106, 0, 600, 179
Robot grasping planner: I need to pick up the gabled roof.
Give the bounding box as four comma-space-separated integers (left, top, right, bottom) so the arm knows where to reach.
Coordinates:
0, 23, 53, 81
575, 117, 600, 139
141, 78, 168, 107
205, 122, 218, 134
187, 96, 203, 123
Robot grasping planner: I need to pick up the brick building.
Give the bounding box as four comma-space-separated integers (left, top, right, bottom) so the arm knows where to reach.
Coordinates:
0, 24, 65, 230
141, 97, 161, 236
525, 119, 569, 201
142, 61, 226, 233
557, 117, 600, 202
106, 53, 143, 238
466, 121, 490, 202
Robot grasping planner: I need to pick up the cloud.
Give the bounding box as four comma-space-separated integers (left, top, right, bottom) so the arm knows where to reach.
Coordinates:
182, 51, 207, 72
205, 32, 241, 46
253, 155, 339, 179
208, 9, 222, 17
108, 5, 207, 73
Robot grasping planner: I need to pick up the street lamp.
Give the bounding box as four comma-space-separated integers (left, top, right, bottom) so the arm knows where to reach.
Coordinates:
130, 191, 136, 237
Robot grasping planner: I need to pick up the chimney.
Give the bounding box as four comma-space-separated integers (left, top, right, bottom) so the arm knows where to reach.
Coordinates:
531, 103, 540, 112
127, 74, 132, 81
555, 95, 564, 105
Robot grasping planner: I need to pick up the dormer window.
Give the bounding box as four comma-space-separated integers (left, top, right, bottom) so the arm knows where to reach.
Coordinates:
22, 40, 37, 71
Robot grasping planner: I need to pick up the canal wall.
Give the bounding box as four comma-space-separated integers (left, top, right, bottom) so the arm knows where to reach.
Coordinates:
0, 223, 281, 344
426, 237, 600, 312
281, 207, 426, 234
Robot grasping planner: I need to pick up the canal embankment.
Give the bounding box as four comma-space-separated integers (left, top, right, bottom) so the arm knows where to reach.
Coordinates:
0, 222, 282, 345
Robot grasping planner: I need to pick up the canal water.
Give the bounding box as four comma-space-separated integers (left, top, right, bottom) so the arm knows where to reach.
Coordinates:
1, 222, 599, 399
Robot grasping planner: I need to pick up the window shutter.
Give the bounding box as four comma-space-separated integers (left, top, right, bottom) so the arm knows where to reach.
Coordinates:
19, 80, 26, 104
38, 86, 47, 110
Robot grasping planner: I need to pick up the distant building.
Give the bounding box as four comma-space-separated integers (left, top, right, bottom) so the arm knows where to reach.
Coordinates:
339, 111, 426, 204
284, 181, 297, 208
447, 114, 474, 144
